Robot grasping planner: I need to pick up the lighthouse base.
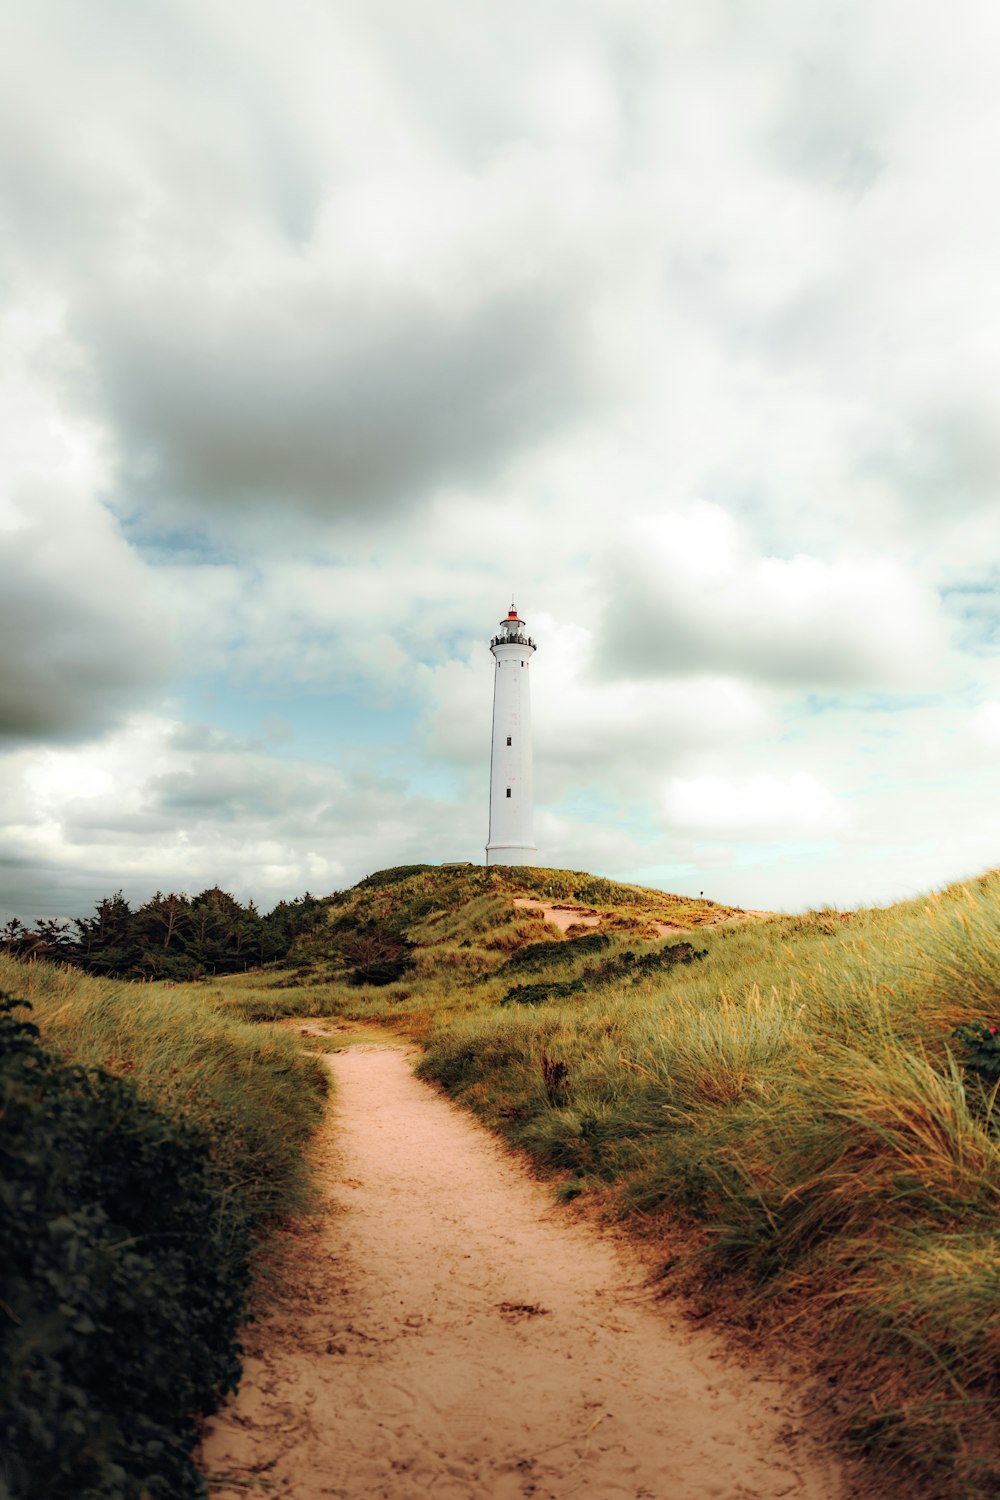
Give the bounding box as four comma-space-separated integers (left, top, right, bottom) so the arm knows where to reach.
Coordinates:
486, 843, 537, 867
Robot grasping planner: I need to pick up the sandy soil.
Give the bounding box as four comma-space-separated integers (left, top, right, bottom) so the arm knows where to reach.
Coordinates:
512, 898, 772, 939
199, 1033, 851, 1500
512, 897, 700, 939
513, 898, 603, 933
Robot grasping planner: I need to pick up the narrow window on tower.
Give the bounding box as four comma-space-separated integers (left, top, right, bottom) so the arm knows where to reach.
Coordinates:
506, 736, 512, 746
506, 787, 512, 798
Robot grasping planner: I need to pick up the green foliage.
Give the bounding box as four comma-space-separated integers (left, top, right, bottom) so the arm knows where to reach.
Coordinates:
496, 932, 611, 974
501, 979, 585, 1006
338, 930, 415, 986
954, 1021, 1000, 1088
0, 889, 328, 982
498, 941, 706, 1007
586, 940, 707, 985
0, 994, 250, 1499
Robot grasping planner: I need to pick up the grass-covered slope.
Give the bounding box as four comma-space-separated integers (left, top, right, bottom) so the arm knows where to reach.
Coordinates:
262, 861, 743, 998
211, 863, 1000, 1497
0, 956, 329, 1500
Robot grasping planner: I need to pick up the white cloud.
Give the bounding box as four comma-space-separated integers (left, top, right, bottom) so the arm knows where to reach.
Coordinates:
664, 770, 845, 836
0, 308, 175, 742
971, 703, 1000, 750
598, 505, 946, 689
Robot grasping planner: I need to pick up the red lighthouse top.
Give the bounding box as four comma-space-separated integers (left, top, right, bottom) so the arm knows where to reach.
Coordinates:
491, 602, 535, 652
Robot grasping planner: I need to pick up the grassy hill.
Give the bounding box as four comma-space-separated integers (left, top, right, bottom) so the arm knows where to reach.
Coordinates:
6, 861, 1000, 1496
222, 860, 751, 1003
206, 861, 1000, 1497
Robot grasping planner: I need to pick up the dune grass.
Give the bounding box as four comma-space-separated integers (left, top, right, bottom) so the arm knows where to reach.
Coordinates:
196, 864, 1000, 1496
0, 954, 329, 1230
23, 862, 996, 1493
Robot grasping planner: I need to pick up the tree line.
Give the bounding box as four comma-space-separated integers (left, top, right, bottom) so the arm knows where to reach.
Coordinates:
0, 887, 328, 981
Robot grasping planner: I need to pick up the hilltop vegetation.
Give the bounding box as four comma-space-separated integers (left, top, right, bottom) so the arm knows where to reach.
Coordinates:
206, 862, 1000, 1498
283, 861, 740, 989
6, 860, 1000, 1497
0, 887, 327, 981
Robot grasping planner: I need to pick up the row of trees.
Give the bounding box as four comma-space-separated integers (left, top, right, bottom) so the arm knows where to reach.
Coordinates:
0, 887, 328, 981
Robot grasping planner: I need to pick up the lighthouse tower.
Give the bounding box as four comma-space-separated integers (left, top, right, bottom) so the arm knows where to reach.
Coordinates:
486, 604, 537, 867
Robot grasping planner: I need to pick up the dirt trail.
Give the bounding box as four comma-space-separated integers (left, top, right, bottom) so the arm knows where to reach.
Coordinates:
200, 1034, 850, 1500
512, 898, 604, 933
510, 897, 770, 938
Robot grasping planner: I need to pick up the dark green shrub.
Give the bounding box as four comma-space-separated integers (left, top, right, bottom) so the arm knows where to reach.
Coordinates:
0, 889, 330, 982
348, 957, 414, 986
497, 932, 611, 975
495, 940, 705, 1004
341, 930, 415, 986
953, 1021, 1000, 1088
500, 979, 585, 1006
0, 995, 251, 1499
588, 941, 707, 985
954, 1022, 1000, 1138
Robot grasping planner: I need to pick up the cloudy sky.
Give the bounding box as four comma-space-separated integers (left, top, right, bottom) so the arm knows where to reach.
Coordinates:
3, 0, 1000, 921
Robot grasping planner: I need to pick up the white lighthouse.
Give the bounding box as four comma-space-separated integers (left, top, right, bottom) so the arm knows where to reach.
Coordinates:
486, 604, 537, 867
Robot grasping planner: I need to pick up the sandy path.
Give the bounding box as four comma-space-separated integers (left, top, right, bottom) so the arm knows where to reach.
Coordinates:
512, 898, 604, 933
199, 1039, 850, 1500
509, 898, 762, 938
